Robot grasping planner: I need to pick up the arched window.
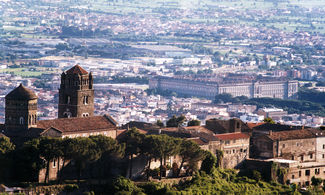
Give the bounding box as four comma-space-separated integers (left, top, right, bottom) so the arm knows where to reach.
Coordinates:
83, 96, 88, 105
63, 112, 71, 118
66, 96, 71, 104
19, 117, 24, 125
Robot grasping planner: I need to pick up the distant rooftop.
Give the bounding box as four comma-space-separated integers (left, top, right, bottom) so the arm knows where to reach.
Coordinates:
66, 64, 88, 75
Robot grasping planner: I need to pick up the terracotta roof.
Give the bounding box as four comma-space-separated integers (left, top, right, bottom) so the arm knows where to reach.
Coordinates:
121, 121, 160, 131
66, 64, 88, 75
183, 126, 214, 135
266, 129, 316, 141
308, 129, 325, 137
214, 132, 250, 141
187, 137, 208, 145
246, 122, 265, 129
5, 84, 37, 100
253, 123, 303, 132
37, 115, 116, 134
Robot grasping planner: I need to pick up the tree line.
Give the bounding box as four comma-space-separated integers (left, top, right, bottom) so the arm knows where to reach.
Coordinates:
0, 128, 214, 184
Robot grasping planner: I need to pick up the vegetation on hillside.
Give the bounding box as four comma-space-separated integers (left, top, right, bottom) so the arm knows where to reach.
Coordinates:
214, 89, 325, 116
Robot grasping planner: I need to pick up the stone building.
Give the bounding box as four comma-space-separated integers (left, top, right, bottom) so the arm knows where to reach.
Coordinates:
144, 125, 250, 170
253, 129, 316, 161
215, 133, 250, 169
1, 64, 119, 183
205, 118, 251, 134
5, 84, 38, 132
149, 76, 298, 99
58, 65, 94, 118
250, 129, 325, 186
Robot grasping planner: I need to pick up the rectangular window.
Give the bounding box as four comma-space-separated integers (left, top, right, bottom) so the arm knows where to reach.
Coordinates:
323, 154, 325, 159
225, 141, 230, 145
310, 154, 313, 159
299, 171, 301, 177
53, 160, 56, 168
315, 168, 320, 175
323, 144, 325, 149
305, 170, 310, 176
282, 144, 285, 148
292, 175, 295, 179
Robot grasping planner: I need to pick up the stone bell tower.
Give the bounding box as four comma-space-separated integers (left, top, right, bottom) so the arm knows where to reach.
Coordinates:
5, 84, 38, 131
58, 64, 94, 118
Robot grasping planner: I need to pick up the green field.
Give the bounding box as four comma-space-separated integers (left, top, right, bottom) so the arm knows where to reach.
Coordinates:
0, 67, 57, 77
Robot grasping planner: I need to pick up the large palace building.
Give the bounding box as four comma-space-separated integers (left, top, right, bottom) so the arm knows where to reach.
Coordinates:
149, 76, 298, 99
2, 65, 118, 143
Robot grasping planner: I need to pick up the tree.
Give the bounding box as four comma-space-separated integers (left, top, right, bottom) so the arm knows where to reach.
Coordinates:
311, 176, 322, 187
0, 136, 15, 155
57, 138, 72, 183
67, 137, 100, 183
90, 135, 124, 181
187, 119, 201, 126
263, 117, 275, 124
13, 138, 45, 182
0, 136, 15, 182
119, 128, 144, 179
145, 135, 180, 179
38, 137, 62, 183
177, 140, 205, 176
200, 151, 217, 174
166, 115, 186, 127
216, 150, 224, 168
156, 120, 164, 128
214, 93, 234, 104
252, 170, 262, 182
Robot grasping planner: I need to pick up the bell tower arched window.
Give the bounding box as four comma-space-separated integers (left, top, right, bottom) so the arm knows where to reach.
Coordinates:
19, 117, 24, 125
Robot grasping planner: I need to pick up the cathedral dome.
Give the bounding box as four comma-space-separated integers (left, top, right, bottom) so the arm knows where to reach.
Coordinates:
5, 84, 37, 101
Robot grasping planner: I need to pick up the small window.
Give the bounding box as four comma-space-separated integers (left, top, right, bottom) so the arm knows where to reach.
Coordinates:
66, 96, 71, 104
300, 155, 304, 161
225, 141, 230, 145
315, 168, 320, 175
19, 117, 24, 125
323, 144, 325, 149
83, 96, 89, 105
233, 140, 236, 143
53, 160, 56, 168
322, 154, 325, 159
282, 144, 285, 148
236, 122, 240, 129
305, 170, 310, 176
292, 175, 294, 179
299, 171, 301, 177
310, 154, 313, 159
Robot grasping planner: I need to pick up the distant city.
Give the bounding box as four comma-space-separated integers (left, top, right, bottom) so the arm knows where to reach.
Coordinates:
1, 0, 325, 194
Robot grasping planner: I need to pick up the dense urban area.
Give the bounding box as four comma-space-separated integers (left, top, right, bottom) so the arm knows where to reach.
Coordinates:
1, 0, 325, 194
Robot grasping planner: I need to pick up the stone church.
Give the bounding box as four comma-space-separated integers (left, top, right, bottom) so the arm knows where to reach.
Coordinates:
2, 64, 118, 143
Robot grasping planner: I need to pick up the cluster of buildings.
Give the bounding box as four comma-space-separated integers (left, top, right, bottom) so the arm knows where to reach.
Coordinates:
1, 64, 325, 188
